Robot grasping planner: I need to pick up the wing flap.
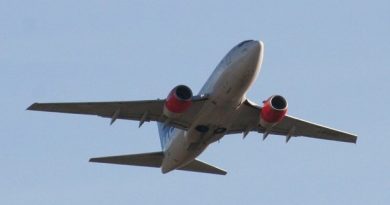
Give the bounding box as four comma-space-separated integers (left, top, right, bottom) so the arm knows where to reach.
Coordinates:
179, 159, 227, 175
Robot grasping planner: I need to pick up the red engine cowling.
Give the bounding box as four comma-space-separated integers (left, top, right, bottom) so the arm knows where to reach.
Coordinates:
163, 85, 193, 118
260, 95, 288, 128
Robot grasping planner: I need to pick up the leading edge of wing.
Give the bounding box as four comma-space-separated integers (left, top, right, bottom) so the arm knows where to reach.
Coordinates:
27, 100, 164, 115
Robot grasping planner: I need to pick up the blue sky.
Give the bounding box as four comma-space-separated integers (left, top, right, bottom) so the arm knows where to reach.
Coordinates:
1, 0, 389, 204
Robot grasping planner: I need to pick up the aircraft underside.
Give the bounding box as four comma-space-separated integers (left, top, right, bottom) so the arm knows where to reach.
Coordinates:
28, 40, 357, 175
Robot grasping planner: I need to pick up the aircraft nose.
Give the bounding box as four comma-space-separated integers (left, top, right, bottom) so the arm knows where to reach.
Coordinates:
244, 40, 263, 67
247, 40, 262, 57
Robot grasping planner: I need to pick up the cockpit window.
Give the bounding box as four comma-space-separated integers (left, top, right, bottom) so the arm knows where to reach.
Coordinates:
237, 40, 253, 48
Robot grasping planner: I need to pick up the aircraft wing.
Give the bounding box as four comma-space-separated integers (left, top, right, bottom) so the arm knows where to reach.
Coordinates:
27, 96, 207, 129
228, 100, 357, 143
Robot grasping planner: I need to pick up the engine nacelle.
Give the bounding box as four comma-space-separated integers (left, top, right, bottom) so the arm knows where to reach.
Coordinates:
163, 85, 193, 119
260, 95, 288, 129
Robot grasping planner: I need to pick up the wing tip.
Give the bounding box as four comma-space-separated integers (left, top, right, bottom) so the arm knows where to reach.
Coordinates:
348, 134, 358, 144
26, 103, 35, 110
89, 157, 105, 163
220, 170, 228, 175
27, 103, 39, 111
352, 137, 357, 144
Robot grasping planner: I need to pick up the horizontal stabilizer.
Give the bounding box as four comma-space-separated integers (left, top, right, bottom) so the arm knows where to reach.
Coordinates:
89, 152, 163, 168
89, 152, 227, 175
179, 159, 227, 175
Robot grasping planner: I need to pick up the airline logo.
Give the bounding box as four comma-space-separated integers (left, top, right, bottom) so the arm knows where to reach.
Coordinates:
157, 123, 176, 150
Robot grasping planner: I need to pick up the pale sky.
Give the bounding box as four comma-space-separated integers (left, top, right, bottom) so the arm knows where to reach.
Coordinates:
1, 0, 389, 204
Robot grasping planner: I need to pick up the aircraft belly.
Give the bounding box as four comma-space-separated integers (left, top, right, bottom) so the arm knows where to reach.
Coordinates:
184, 63, 255, 143
162, 41, 262, 173
161, 130, 205, 173
161, 107, 232, 173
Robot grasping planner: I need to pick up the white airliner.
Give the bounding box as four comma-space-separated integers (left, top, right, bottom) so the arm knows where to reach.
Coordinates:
28, 40, 357, 175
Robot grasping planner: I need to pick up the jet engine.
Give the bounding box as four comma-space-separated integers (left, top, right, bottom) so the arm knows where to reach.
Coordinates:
163, 85, 193, 119
260, 95, 288, 129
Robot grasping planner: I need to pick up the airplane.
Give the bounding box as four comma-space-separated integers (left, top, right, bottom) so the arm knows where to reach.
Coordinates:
28, 40, 357, 175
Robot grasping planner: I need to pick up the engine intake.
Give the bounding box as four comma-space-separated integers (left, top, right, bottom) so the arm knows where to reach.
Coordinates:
260, 95, 288, 128
163, 85, 193, 118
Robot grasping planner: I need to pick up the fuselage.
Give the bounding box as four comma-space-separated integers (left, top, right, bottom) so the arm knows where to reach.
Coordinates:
27, 39, 357, 175
161, 40, 263, 173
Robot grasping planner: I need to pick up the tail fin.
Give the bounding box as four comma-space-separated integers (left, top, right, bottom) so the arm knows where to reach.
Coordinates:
157, 122, 176, 150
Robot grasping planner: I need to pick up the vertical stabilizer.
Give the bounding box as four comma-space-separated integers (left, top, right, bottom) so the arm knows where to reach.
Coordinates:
157, 122, 176, 150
